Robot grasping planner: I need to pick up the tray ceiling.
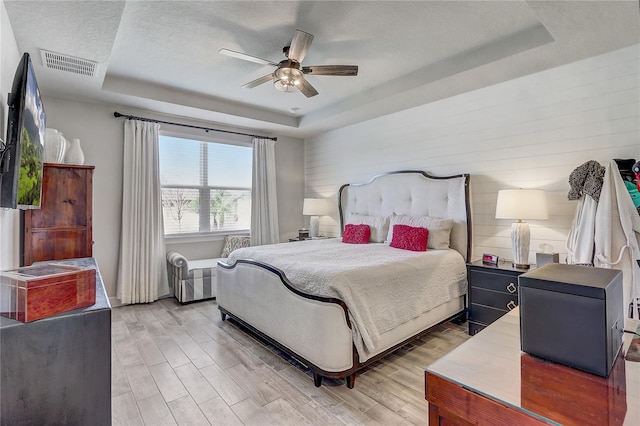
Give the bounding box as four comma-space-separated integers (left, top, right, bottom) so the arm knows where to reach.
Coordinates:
4, 1, 639, 138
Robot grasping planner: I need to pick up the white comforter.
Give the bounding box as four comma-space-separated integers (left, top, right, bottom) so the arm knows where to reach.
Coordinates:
226, 239, 467, 358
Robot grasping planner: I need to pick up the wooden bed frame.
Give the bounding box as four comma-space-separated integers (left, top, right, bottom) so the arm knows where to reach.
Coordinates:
217, 170, 471, 388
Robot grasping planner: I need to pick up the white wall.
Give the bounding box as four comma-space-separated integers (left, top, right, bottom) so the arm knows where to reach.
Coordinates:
36, 97, 305, 298
39, 98, 123, 298
0, 0, 20, 270
305, 45, 640, 265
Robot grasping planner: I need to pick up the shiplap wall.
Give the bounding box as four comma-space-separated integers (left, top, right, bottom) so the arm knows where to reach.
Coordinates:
305, 44, 640, 264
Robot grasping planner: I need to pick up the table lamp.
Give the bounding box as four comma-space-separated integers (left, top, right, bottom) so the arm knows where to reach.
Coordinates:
495, 189, 548, 269
303, 198, 329, 238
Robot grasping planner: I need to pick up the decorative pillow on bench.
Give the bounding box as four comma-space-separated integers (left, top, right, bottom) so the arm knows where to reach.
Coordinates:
221, 235, 250, 257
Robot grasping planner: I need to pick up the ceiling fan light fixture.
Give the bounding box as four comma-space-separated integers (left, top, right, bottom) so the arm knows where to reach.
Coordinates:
274, 67, 303, 93
274, 80, 298, 92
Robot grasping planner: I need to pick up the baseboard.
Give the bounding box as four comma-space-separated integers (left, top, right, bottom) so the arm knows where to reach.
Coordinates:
108, 294, 172, 308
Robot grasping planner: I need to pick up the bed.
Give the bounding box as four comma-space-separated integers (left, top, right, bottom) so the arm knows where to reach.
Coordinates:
217, 170, 471, 388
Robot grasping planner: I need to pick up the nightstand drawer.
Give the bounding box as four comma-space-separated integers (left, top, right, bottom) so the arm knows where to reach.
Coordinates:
470, 287, 518, 311
469, 270, 519, 294
469, 304, 510, 325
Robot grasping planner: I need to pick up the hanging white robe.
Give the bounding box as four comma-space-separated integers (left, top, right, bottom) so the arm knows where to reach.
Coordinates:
594, 160, 640, 319
566, 196, 598, 265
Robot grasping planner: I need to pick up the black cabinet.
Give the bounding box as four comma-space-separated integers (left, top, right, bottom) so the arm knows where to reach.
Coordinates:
467, 260, 532, 335
0, 258, 110, 425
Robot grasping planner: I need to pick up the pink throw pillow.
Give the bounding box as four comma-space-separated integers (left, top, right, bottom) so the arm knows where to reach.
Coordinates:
342, 224, 371, 244
390, 224, 429, 251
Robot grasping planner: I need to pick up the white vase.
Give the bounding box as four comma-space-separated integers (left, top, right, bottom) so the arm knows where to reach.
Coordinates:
64, 138, 85, 165
58, 132, 69, 163
44, 128, 67, 163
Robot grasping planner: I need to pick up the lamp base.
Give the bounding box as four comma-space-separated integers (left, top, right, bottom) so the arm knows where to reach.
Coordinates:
309, 216, 320, 238
512, 263, 531, 269
511, 221, 531, 269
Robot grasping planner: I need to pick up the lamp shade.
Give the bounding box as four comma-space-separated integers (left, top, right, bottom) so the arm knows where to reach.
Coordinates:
303, 198, 329, 216
495, 189, 548, 221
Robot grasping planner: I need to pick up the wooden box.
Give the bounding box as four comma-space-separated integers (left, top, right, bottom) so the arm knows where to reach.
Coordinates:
0, 264, 96, 322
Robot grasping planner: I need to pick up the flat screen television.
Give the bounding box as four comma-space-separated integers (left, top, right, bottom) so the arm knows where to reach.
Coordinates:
0, 52, 46, 209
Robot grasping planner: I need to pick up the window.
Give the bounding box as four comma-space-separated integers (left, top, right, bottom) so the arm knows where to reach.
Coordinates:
159, 134, 252, 236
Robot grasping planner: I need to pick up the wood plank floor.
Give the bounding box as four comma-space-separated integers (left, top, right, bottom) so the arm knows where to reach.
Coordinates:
112, 298, 469, 425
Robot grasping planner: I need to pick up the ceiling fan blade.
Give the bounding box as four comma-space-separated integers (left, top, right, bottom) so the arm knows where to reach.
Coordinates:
302, 65, 358, 76
219, 48, 278, 67
287, 29, 314, 63
242, 74, 274, 88
298, 77, 318, 98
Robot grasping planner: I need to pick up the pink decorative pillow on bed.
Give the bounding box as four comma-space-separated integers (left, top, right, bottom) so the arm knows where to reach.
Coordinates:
346, 213, 389, 243
386, 214, 453, 250
342, 224, 371, 244
389, 224, 429, 251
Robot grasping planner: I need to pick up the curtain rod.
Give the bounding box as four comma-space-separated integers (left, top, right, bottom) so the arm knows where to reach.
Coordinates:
113, 112, 277, 141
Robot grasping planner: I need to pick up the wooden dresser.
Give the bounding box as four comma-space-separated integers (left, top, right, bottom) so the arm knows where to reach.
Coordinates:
21, 164, 94, 266
425, 309, 640, 425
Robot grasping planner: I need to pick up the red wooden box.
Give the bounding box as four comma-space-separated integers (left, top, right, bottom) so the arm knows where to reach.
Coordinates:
0, 264, 96, 322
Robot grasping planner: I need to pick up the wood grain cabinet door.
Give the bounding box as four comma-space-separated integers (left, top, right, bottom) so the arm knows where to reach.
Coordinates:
22, 164, 94, 266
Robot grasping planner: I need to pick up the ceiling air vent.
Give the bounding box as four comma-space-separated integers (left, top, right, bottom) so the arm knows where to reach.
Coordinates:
40, 50, 97, 77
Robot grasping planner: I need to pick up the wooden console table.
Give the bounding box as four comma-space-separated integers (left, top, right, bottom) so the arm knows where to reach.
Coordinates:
425, 308, 639, 425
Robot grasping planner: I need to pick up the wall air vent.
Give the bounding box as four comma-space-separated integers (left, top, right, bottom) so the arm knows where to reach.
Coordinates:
40, 50, 97, 77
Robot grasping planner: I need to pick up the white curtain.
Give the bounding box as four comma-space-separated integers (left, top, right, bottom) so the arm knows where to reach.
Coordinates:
116, 120, 168, 304
251, 138, 279, 246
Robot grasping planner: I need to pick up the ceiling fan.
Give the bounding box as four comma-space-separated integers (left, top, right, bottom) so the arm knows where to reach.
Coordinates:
219, 29, 358, 98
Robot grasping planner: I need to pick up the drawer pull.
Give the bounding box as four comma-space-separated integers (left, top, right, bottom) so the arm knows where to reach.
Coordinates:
506, 283, 517, 293
506, 301, 517, 311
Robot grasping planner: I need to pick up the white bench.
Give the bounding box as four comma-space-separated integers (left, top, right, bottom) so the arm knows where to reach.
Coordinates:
166, 253, 221, 303
166, 235, 250, 303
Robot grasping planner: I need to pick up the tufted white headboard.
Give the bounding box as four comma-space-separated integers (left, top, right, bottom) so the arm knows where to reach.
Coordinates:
338, 170, 471, 262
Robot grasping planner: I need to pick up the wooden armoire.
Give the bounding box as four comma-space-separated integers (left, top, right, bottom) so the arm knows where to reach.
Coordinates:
21, 163, 94, 266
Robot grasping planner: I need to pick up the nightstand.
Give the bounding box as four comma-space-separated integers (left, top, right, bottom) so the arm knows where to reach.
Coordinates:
288, 236, 333, 242
467, 260, 534, 335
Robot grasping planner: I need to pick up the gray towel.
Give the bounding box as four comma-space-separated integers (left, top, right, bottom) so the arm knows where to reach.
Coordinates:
568, 160, 605, 202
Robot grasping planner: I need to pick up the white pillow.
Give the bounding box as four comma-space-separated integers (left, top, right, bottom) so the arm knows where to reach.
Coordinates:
386, 214, 454, 250
346, 213, 390, 243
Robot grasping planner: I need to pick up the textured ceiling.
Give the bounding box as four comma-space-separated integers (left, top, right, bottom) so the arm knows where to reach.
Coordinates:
4, 1, 639, 138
